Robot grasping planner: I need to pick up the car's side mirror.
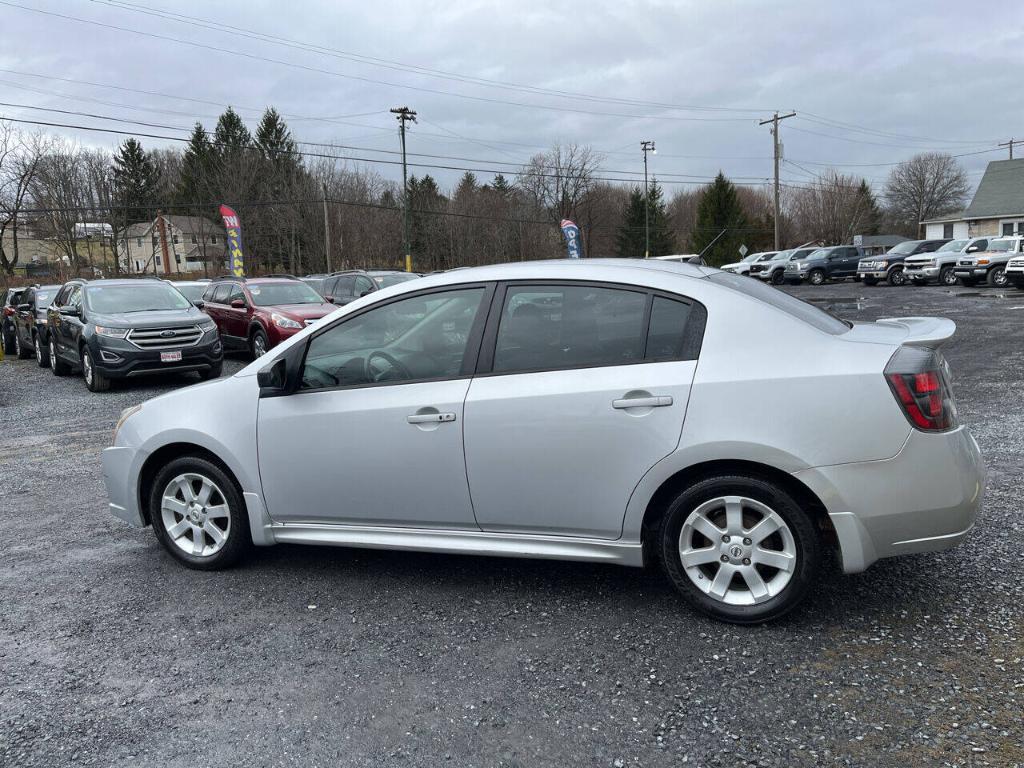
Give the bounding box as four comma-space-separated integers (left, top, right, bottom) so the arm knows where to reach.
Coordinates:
323, 295, 334, 303
257, 356, 288, 391
17, 302, 30, 312
230, 299, 246, 309
193, 300, 205, 309
967, 246, 978, 252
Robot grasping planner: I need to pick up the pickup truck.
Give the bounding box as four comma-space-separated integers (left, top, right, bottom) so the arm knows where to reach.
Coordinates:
953, 236, 1024, 287
904, 237, 990, 286
749, 247, 818, 284
784, 245, 865, 285
857, 239, 949, 286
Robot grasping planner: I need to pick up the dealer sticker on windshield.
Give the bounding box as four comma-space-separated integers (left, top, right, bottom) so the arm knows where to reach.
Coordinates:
160, 350, 182, 363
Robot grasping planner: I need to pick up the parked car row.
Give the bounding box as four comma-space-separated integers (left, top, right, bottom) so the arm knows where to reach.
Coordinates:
761, 236, 1024, 288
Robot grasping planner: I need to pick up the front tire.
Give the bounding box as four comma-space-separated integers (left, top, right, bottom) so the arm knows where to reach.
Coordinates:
49, 337, 70, 376
887, 267, 907, 286
149, 456, 250, 570
250, 328, 269, 359
15, 332, 31, 359
658, 475, 821, 624
82, 347, 110, 392
770, 270, 785, 285
808, 269, 826, 286
35, 332, 50, 368
199, 361, 223, 381
988, 266, 1008, 287
940, 267, 958, 286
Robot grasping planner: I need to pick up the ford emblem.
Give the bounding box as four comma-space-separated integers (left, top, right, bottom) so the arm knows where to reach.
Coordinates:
160, 330, 176, 338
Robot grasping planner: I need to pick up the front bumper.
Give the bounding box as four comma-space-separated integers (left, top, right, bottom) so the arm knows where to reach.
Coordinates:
953, 267, 987, 279
858, 269, 888, 279
795, 425, 985, 573
103, 445, 147, 527
904, 264, 940, 278
89, 334, 223, 379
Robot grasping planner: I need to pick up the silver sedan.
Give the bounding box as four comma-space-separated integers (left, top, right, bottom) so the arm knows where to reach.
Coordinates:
103, 259, 985, 623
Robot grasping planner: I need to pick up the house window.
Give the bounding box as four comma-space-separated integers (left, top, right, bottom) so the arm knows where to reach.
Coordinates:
191, 235, 198, 244
1003, 223, 1015, 236
210, 235, 217, 245
172, 235, 180, 244
136, 237, 143, 247
943, 223, 954, 238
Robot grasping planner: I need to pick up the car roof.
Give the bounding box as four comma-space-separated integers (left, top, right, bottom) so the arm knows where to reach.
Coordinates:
243, 277, 304, 285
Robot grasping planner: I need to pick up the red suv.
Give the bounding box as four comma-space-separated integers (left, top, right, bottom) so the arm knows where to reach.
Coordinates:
200, 277, 336, 358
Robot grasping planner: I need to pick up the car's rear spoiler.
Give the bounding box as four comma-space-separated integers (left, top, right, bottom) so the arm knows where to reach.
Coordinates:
875, 316, 957, 348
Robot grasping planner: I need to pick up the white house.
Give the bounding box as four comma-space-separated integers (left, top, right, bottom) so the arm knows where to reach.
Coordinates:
120, 215, 227, 275
922, 158, 1024, 239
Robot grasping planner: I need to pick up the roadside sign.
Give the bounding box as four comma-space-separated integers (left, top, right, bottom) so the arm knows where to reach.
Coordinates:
738, 244, 748, 257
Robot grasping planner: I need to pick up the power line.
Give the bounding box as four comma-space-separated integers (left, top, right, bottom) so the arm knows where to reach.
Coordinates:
0, 1, 759, 123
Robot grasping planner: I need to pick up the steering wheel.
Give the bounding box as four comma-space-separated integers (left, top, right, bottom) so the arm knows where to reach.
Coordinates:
364, 350, 412, 383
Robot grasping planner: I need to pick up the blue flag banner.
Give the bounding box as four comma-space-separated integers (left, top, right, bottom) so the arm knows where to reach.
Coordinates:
220, 204, 246, 277
560, 219, 583, 259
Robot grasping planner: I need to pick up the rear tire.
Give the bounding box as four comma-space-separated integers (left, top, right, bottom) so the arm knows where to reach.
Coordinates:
657, 475, 821, 624
149, 455, 250, 570
49, 337, 70, 376
2, 329, 14, 355
15, 332, 31, 359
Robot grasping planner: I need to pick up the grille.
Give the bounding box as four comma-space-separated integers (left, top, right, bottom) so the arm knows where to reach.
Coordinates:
1009, 259, 1024, 269
749, 265, 765, 274
127, 325, 203, 349
958, 259, 974, 266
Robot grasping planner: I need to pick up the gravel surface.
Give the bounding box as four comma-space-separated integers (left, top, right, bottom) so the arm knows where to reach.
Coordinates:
1, 282, 1022, 768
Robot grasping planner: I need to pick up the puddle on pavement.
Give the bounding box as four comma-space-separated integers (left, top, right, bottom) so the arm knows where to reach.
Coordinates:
807, 297, 871, 311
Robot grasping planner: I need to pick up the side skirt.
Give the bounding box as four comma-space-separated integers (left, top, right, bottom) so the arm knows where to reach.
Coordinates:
264, 522, 645, 567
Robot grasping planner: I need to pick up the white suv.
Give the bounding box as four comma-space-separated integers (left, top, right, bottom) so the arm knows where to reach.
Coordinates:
904, 237, 991, 287
953, 236, 1024, 287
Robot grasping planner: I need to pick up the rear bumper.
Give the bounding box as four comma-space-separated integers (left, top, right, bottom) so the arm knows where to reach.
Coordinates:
794, 426, 985, 573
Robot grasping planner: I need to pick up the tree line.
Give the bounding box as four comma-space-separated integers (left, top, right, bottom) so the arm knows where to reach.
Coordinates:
0, 108, 972, 276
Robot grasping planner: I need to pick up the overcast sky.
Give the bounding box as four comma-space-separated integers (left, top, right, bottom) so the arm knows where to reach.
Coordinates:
1, 0, 1022, 196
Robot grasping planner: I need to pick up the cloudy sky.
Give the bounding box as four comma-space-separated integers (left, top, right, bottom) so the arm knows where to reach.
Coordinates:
1, 0, 1022, 196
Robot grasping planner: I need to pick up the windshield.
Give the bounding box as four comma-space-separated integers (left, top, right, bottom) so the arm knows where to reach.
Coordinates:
85, 283, 192, 314
373, 273, 420, 289
887, 241, 920, 256
986, 239, 1015, 252
936, 239, 968, 253
770, 249, 793, 261
805, 248, 830, 260
301, 278, 326, 295
35, 287, 59, 308
172, 283, 207, 303
248, 281, 325, 306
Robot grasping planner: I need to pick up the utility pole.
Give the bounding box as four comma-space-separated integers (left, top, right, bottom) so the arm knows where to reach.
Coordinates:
641, 140, 656, 258
390, 106, 417, 272
759, 111, 796, 250
322, 182, 332, 273
999, 138, 1019, 159
156, 211, 171, 275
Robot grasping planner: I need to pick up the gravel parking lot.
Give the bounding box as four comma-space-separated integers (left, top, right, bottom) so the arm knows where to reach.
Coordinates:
1, 282, 1022, 768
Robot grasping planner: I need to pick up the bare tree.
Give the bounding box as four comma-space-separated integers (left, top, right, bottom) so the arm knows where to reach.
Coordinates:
0, 128, 48, 275
518, 143, 603, 222
884, 153, 969, 234
787, 171, 877, 245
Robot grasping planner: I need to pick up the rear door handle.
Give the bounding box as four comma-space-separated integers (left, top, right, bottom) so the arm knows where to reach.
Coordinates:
406, 412, 457, 424
612, 396, 673, 409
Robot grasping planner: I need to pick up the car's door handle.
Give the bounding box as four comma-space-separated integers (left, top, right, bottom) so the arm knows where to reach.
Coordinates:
612, 395, 673, 409
406, 412, 457, 424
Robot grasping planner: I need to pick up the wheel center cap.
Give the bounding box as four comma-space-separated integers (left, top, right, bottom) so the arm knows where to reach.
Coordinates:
188, 504, 205, 524
720, 538, 751, 563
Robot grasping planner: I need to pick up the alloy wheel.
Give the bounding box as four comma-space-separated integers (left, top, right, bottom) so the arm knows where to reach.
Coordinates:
678, 495, 796, 606
809, 270, 825, 285
941, 268, 957, 286
160, 473, 231, 557
49, 338, 57, 363
253, 334, 267, 357
993, 268, 1008, 287
83, 351, 93, 385
14, 333, 21, 357
35, 338, 42, 364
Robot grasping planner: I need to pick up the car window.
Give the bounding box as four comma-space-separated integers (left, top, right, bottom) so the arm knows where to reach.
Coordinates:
646, 296, 696, 360
228, 284, 246, 304
492, 285, 647, 374
335, 276, 355, 296
301, 287, 487, 390
68, 286, 83, 309
354, 276, 375, 296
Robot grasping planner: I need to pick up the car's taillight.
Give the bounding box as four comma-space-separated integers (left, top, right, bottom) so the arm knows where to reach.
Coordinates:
885, 346, 958, 432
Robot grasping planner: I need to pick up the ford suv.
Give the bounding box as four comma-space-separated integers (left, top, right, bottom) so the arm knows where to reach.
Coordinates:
11, 283, 61, 366
904, 237, 990, 286
953, 236, 1024, 287
857, 239, 949, 286
200, 276, 337, 358
47, 278, 223, 392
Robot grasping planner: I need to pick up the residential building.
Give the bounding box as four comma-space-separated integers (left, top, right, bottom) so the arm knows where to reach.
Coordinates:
119, 215, 227, 275
922, 158, 1024, 239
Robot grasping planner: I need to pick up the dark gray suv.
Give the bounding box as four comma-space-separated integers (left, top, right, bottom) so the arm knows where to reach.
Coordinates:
47, 278, 223, 392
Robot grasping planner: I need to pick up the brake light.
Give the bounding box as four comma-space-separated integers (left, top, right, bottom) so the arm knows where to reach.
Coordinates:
885, 347, 957, 431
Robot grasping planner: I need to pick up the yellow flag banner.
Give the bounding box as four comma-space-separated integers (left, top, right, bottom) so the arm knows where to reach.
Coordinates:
219, 204, 246, 278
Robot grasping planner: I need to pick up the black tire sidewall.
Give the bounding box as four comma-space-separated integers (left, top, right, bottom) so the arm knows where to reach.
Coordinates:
989, 267, 1006, 287
658, 475, 821, 624
50, 338, 69, 375
887, 268, 906, 286
940, 267, 957, 286
250, 329, 269, 359
83, 347, 110, 392
809, 270, 825, 285
149, 455, 250, 570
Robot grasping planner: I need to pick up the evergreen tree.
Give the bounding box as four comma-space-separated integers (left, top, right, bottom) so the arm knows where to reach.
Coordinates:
211, 107, 252, 158
111, 138, 160, 222
255, 107, 297, 165
454, 171, 477, 200
857, 179, 882, 235
176, 122, 211, 205
691, 172, 750, 267
616, 180, 676, 258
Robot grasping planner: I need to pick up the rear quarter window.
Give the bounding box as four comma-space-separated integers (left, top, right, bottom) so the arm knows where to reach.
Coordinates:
707, 272, 849, 335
